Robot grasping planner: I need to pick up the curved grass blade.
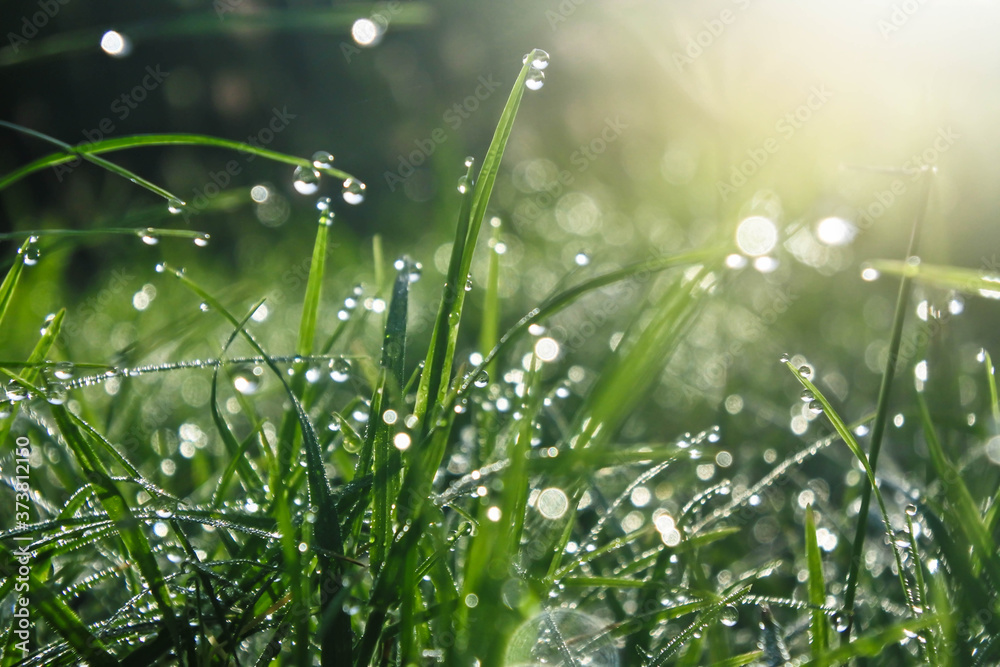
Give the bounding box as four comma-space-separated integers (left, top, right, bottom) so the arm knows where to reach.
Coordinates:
0, 129, 360, 195
800, 614, 941, 667
871, 258, 1000, 301
0, 238, 30, 332
784, 362, 914, 619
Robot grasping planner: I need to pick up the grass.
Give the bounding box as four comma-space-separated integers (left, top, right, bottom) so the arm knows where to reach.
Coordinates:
2, 36, 1000, 667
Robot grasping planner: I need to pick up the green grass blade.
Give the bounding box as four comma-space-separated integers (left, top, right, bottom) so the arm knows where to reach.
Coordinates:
0, 129, 359, 193
804, 504, 830, 656
784, 362, 914, 615
840, 173, 930, 642
413, 52, 534, 428
801, 614, 941, 667
871, 258, 1000, 300
0, 543, 118, 666
916, 392, 1000, 586
0, 238, 29, 332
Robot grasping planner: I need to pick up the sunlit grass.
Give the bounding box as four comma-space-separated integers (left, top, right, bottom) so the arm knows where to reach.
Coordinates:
2, 39, 1000, 667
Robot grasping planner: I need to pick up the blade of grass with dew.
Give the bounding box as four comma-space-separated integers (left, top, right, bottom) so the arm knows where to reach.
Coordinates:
916, 392, 1000, 586
413, 53, 534, 427
0, 542, 118, 666
371, 266, 410, 573
0, 237, 29, 332
275, 212, 334, 478
801, 614, 941, 667
841, 172, 929, 643
0, 128, 360, 192
805, 504, 830, 656
0, 227, 210, 243
871, 258, 1000, 300
161, 263, 353, 666
0, 307, 63, 444
784, 362, 915, 615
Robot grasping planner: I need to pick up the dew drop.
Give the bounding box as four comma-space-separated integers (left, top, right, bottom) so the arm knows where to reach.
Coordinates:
522, 48, 550, 70
318, 211, 335, 227
474, 371, 489, 388
46, 384, 68, 405
293, 166, 321, 195
53, 361, 75, 381
721, 606, 739, 627
574, 252, 590, 266
798, 365, 814, 379
779, 353, 790, 363
305, 367, 322, 383
800, 389, 814, 402
199, 302, 210, 312
193, 234, 210, 247
408, 262, 423, 283
155, 507, 174, 519
457, 175, 470, 194
525, 68, 545, 91
905, 504, 918, 517
329, 358, 351, 383
465, 277, 473, 292
5, 381, 28, 402
232, 366, 260, 395
137, 228, 160, 245
316, 196, 333, 212
833, 611, 850, 633
22, 241, 40, 266
342, 178, 366, 204
861, 264, 880, 282
464, 156, 475, 168
808, 400, 824, 414
311, 150, 335, 169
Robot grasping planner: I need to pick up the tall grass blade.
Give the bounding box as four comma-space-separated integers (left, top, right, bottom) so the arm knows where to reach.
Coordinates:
804, 504, 830, 656
841, 172, 929, 641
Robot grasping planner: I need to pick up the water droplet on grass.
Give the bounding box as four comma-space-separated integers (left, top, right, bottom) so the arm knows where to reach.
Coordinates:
46, 384, 68, 405
155, 507, 174, 519
833, 611, 850, 633
464, 156, 475, 168
53, 361, 75, 380
522, 48, 550, 70
525, 69, 545, 90
311, 150, 335, 169
574, 252, 590, 266
721, 605, 739, 627
457, 175, 470, 194
5, 382, 28, 402
193, 234, 210, 247
800, 390, 814, 402
408, 262, 423, 283
798, 365, 814, 379
305, 367, 322, 383
808, 400, 823, 414
293, 166, 321, 194
342, 178, 365, 204
905, 504, 918, 516
465, 277, 473, 292
316, 196, 332, 212
779, 353, 790, 363
232, 367, 260, 394
473, 371, 489, 388
329, 358, 351, 383
21, 239, 40, 266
